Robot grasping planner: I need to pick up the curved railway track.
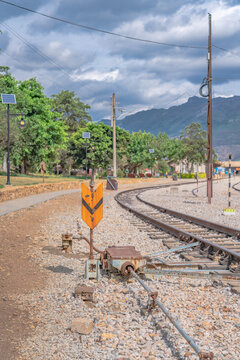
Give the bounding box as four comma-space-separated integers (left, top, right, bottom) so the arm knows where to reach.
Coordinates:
232, 180, 240, 192
115, 183, 240, 292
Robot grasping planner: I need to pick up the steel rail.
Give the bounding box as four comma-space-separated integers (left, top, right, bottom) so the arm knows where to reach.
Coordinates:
136, 193, 240, 239
115, 188, 240, 263
232, 181, 240, 192
129, 269, 214, 359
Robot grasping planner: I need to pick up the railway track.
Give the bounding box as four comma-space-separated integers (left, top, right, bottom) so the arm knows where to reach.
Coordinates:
233, 180, 240, 192
115, 184, 240, 293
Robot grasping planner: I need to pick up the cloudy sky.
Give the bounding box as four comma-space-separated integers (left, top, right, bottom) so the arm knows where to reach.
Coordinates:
0, 0, 240, 120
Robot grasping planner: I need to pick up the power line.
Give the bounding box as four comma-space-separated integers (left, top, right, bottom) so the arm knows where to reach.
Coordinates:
213, 44, 240, 60
0, 0, 207, 50
1, 22, 72, 79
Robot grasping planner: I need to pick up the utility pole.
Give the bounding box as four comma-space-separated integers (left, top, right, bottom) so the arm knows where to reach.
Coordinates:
207, 13, 213, 204
111, 93, 117, 177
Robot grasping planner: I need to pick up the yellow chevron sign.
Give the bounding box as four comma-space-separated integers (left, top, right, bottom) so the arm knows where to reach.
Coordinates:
82, 183, 103, 229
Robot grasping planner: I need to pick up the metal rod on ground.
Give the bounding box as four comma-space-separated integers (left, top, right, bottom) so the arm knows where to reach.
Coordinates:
207, 13, 213, 204
228, 154, 232, 208
146, 242, 200, 258
7, 104, 11, 185
129, 269, 214, 359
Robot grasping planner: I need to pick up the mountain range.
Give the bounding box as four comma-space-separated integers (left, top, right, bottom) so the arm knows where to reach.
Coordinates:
100, 96, 240, 161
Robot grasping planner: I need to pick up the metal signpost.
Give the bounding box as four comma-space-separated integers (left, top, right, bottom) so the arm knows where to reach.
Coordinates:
228, 154, 232, 208
82, 182, 103, 258
1, 94, 27, 185
223, 154, 236, 215
149, 149, 154, 175
82, 132, 91, 179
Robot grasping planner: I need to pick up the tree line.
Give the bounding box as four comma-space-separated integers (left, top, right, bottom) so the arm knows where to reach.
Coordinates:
0, 68, 209, 176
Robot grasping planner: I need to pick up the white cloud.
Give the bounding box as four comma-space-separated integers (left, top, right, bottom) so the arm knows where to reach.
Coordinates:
71, 69, 119, 82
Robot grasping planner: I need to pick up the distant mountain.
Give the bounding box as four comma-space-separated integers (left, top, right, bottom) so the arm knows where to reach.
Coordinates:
99, 96, 240, 160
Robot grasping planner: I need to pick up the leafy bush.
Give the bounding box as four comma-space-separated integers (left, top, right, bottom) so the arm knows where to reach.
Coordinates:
128, 174, 135, 178
117, 169, 124, 178
0, 184, 4, 189
181, 173, 195, 179
146, 173, 152, 178
181, 172, 206, 179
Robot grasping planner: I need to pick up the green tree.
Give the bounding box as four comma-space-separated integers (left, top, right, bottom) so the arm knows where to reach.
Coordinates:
0, 71, 20, 170
51, 90, 91, 133
0, 75, 67, 173
71, 122, 112, 173
180, 123, 207, 168
125, 131, 154, 173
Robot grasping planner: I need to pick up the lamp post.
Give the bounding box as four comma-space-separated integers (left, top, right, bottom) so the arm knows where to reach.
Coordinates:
1, 94, 27, 185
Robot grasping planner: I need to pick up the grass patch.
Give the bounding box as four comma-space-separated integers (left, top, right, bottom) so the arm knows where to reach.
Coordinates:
0, 174, 83, 187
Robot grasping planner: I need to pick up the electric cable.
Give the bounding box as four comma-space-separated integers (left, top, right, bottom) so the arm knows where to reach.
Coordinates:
0, 0, 207, 50
213, 44, 240, 60
1, 22, 72, 79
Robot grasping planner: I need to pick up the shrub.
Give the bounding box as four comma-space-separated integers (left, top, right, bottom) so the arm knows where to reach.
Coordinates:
0, 184, 4, 189
128, 174, 135, 178
146, 173, 152, 177
181, 173, 206, 179
117, 169, 124, 178
181, 173, 195, 179
139, 173, 145, 178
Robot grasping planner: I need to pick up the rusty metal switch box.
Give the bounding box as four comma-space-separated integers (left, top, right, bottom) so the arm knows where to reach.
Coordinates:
102, 246, 146, 276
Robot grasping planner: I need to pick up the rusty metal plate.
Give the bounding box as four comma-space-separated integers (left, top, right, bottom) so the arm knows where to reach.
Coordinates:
75, 285, 94, 301
105, 246, 143, 260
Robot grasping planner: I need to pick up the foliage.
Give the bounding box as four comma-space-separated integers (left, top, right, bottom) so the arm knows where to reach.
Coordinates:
117, 169, 124, 177
51, 90, 91, 133
125, 131, 153, 173
180, 123, 207, 166
180, 173, 195, 178
71, 122, 113, 171
157, 160, 170, 174
180, 172, 206, 179
13, 79, 67, 173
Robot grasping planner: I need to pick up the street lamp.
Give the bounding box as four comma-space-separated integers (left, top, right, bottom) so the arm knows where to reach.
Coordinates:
1, 94, 27, 185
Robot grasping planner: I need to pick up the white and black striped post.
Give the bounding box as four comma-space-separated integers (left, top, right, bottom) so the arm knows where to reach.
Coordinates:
228, 154, 232, 208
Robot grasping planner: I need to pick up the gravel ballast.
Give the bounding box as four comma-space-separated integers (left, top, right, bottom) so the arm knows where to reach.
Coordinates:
15, 181, 240, 360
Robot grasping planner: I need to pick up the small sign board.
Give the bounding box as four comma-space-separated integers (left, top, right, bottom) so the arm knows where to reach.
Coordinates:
82, 183, 103, 229
149, 149, 154, 154
82, 132, 91, 139
1, 93, 16, 104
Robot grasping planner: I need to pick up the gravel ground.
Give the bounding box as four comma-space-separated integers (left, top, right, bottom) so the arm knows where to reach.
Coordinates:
140, 177, 240, 229
15, 182, 240, 360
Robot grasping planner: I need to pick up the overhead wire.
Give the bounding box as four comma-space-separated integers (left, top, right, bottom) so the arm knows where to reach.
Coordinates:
213, 44, 240, 60
1, 22, 72, 79
0, 0, 207, 50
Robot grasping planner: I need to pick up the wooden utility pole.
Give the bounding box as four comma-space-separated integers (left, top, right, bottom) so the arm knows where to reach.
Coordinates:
207, 13, 213, 204
111, 93, 117, 177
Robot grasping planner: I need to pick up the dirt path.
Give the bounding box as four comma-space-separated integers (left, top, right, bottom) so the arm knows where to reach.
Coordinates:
0, 192, 81, 360
0, 179, 174, 359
